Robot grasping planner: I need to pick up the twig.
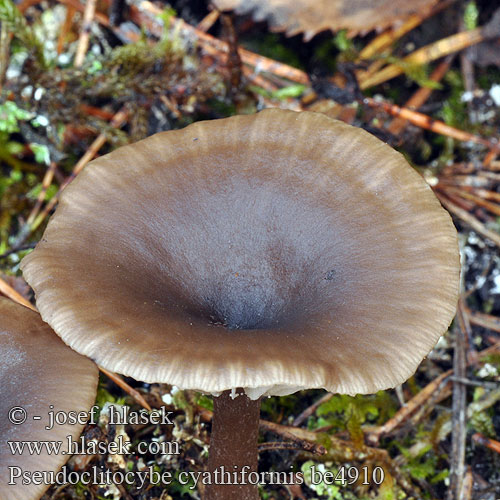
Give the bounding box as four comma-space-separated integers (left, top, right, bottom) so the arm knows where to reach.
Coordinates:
435, 192, 500, 248
360, 27, 486, 89
472, 433, 500, 454
57, 4, 76, 54
447, 308, 468, 500
0, 243, 36, 259
357, 0, 455, 60
17, 0, 43, 11
0, 24, 11, 92
459, 15, 476, 124
448, 376, 498, 389
387, 55, 454, 135
74, 0, 97, 67
293, 393, 333, 426
459, 187, 500, 203
29, 108, 128, 233
99, 366, 152, 411
197, 9, 220, 32
483, 149, 498, 168
262, 420, 417, 496
259, 420, 326, 455
26, 161, 57, 226
133, 1, 310, 85
367, 370, 452, 445
365, 97, 498, 150
443, 186, 500, 216
367, 341, 500, 444
465, 309, 500, 333
461, 467, 474, 500
358, 15, 426, 60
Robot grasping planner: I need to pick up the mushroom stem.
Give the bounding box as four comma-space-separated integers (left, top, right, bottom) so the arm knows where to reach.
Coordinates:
205, 390, 261, 500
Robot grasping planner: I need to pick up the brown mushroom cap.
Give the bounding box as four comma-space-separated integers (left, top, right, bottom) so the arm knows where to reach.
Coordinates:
213, 0, 439, 38
21, 109, 459, 398
0, 298, 98, 500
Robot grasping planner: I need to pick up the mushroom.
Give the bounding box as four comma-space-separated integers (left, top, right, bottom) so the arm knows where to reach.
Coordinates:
0, 298, 99, 500
21, 109, 459, 499
212, 0, 439, 39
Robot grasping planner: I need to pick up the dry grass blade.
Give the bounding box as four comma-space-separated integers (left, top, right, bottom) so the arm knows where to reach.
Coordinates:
197, 9, 220, 32
99, 367, 152, 411
387, 56, 453, 135
360, 28, 485, 89
26, 161, 57, 226
0, 276, 36, 310
74, 0, 97, 67
358, 0, 454, 60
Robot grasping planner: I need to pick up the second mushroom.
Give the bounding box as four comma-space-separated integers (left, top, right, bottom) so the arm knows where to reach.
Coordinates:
21, 109, 460, 500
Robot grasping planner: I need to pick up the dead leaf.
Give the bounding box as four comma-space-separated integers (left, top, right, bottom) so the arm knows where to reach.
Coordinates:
213, 0, 440, 39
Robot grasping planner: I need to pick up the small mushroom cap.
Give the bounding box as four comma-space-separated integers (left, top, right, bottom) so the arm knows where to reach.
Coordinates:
22, 109, 459, 398
213, 0, 439, 39
0, 298, 98, 500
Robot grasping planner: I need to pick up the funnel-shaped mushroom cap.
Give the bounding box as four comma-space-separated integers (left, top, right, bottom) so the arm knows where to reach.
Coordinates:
0, 298, 98, 500
213, 0, 439, 38
21, 109, 459, 399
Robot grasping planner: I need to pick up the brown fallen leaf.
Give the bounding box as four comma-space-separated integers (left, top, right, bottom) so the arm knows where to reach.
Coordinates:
213, 0, 439, 39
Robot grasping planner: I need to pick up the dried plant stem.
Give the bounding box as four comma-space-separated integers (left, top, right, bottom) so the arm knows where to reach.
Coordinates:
197, 9, 220, 32
99, 366, 152, 411
29, 108, 127, 233
436, 193, 500, 248
0, 276, 36, 310
447, 307, 468, 500
131, 1, 311, 85
358, 0, 455, 60
367, 340, 500, 444
74, 0, 97, 66
0, 24, 11, 91
472, 433, 500, 454
365, 97, 498, 150
358, 14, 424, 60
26, 161, 57, 226
444, 186, 500, 216
465, 309, 500, 333
360, 27, 485, 89
57, 5, 76, 54
387, 55, 453, 135
292, 392, 333, 426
